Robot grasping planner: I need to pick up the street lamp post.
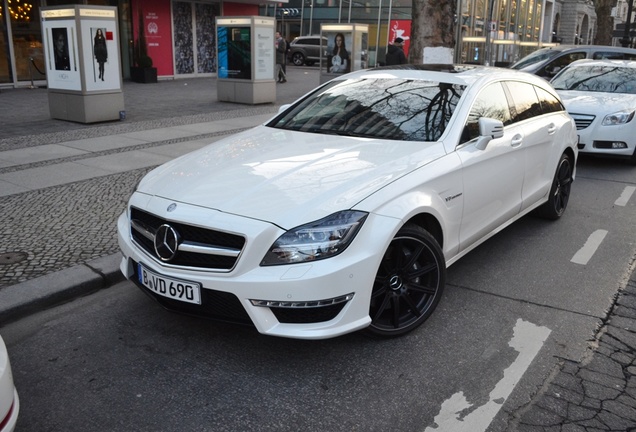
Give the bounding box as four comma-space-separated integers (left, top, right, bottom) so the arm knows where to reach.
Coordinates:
621, 0, 634, 47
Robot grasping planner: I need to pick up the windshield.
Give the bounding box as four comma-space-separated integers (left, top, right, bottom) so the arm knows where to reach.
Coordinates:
269, 78, 465, 141
551, 65, 636, 94
511, 48, 561, 69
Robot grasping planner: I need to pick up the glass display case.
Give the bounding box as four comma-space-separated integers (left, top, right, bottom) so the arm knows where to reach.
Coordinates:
216, 16, 276, 104
320, 24, 368, 84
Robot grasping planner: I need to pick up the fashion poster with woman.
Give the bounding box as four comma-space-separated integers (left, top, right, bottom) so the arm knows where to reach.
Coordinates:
43, 21, 81, 91
81, 20, 121, 91
324, 32, 351, 75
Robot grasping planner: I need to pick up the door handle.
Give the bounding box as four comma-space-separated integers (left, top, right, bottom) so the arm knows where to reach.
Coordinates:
511, 134, 523, 147
547, 123, 557, 134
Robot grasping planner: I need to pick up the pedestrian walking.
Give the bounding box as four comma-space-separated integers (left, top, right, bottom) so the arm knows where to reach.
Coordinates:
275, 31, 287, 83
385, 37, 407, 66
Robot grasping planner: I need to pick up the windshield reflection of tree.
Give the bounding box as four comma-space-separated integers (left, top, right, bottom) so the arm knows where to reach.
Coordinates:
279, 79, 464, 141
552, 66, 636, 94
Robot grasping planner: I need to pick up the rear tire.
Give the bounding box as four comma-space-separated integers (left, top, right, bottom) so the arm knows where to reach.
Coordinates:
366, 224, 445, 337
292, 52, 305, 66
536, 152, 573, 220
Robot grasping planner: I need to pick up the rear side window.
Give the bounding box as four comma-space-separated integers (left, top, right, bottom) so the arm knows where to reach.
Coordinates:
305, 38, 320, 46
504, 81, 542, 123
592, 51, 636, 60
534, 86, 565, 114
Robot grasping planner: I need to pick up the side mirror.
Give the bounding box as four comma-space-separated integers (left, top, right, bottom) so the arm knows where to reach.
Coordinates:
278, 104, 291, 114
475, 118, 504, 150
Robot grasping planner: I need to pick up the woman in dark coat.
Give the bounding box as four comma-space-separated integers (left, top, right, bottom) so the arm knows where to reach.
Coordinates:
94, 29, 108, 81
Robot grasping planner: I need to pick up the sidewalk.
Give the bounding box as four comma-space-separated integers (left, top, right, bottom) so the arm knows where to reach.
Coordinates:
1, 66, 636, 431
0, 66, 321, 321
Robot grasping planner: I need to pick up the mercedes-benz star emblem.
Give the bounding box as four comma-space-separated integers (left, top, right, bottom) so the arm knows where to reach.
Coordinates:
154, 224, 180, 261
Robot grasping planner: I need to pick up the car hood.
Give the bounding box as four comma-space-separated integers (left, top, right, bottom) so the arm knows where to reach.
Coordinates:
557, 90, 636, 113
137, 125, 445, 228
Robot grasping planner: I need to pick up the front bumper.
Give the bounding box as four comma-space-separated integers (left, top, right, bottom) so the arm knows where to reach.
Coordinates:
576, 120, 636, 158
117, 198, 398, 340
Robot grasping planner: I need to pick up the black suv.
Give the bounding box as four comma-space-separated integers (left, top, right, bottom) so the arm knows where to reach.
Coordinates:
287, 36, 327, 66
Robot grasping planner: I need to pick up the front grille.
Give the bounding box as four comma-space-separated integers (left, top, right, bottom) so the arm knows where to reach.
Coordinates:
132, 262, 252, 325
130, 207, 245, 271
570, 113, 595, 130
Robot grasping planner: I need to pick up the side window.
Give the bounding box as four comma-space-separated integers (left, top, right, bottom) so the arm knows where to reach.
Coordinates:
307, 39, 320, 46
542, 52, 586, 77
534, 86, 565, 114
593, 51, 630, 60
504, 81, 542, 123
460, 82, 511, 144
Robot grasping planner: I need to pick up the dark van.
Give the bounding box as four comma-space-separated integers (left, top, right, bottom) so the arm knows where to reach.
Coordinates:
511, 45, 636, 79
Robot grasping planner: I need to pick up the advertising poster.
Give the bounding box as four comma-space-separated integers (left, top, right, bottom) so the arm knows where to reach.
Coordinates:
217, 26, 251, 79
323, 31, 352, 75
43, 20, 81, 91
254, 27, 274, 80
81, 19, 121, 91
389, 20, 411, 59
134, 0, 172, 75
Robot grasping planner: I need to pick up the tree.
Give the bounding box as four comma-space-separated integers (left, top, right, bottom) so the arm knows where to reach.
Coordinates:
409, 0, 456, 64
594, 0, 615, 45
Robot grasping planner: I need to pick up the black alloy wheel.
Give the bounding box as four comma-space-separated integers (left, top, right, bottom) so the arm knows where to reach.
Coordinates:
536, 152, 573, 220
367, 224, 445, 337
292, 52, 305, 66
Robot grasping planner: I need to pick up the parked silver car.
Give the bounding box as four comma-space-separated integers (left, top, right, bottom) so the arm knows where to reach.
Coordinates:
287, 36, 327, 66
511, 45, 636, 79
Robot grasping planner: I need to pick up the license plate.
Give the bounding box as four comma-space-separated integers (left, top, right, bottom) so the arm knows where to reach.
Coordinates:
137, 263, 201, 305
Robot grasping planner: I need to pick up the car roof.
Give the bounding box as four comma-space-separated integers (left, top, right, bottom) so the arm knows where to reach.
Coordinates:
565, 58, 636, 68
535, 44, 636, 53
339, 64, 551, 88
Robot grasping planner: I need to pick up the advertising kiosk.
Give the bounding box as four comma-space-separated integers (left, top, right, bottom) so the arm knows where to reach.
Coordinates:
41, 5, 124, 123
216, 16, 276, 105
320, 24, 369, 84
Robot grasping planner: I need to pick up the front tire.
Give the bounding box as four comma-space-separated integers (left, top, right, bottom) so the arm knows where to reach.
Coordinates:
366, 224, 446, 337
536, 152, 573, 220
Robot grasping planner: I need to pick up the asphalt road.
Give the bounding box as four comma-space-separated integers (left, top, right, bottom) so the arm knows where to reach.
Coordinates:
2, 154, 635, 431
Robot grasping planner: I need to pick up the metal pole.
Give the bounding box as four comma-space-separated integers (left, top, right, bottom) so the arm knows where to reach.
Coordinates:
300, 2, 305, 35
484, 0, 496, 65
621, 0, 634, 47
375, 0, 383, 66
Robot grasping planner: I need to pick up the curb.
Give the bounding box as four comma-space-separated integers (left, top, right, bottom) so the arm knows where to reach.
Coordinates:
0, 253, 123, 326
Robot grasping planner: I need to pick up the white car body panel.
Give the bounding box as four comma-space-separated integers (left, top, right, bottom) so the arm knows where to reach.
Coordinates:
0, 336, 18, 432
118, 66, 578, 339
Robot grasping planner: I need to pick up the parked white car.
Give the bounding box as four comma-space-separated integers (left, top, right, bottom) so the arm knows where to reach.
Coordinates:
0, 335, 18, 432
551, 59, 636, 164
118, 65, 578, 339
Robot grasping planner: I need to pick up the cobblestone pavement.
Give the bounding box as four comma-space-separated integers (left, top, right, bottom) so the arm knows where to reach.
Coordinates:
0, 68, 315, 288
513, 274, 636, 431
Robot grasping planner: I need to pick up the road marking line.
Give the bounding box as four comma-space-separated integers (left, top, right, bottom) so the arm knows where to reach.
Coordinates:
424, 319, 551, 432
615, 186, 636, 207
571, 229, 608, 265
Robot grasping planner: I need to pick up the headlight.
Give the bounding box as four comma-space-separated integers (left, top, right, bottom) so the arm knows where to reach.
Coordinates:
602, 110, 634, 126
261, 210, 368, 266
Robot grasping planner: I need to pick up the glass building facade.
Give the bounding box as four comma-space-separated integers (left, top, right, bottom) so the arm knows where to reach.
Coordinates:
262, 0, 558, 67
